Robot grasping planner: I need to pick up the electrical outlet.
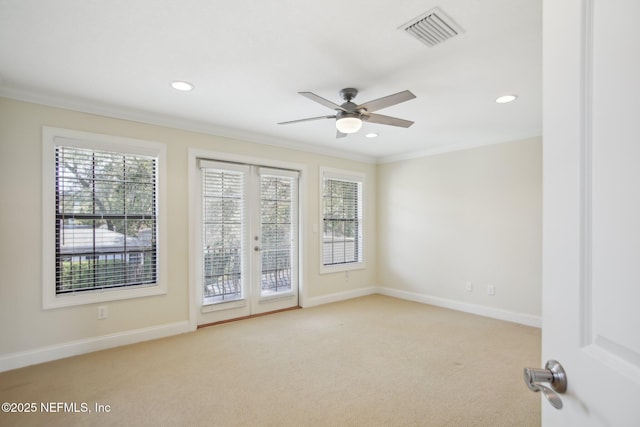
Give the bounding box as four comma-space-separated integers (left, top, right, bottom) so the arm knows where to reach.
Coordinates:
97, 306, 108, 320
466, 282, 473, 292
487, 285, 496, 296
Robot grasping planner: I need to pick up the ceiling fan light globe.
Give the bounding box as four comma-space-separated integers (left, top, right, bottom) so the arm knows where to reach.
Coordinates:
336, 117, 362, 134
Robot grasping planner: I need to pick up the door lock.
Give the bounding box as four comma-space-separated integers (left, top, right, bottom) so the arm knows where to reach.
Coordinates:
523, 360, 567, 410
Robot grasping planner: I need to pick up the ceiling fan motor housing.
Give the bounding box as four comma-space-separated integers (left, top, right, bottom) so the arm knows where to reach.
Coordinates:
336, 110, 361, 120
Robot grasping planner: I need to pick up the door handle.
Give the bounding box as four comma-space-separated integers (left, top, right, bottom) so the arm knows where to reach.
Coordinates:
254, 246, 261, 252
523, 360, 567, 410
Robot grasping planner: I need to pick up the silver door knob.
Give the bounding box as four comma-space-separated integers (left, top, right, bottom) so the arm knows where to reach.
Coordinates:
523, 360, 567, 410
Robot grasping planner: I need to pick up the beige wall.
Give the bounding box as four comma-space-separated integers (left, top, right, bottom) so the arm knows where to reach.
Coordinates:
0, 97, 377, 357
376, 137, 542, 317
0, 96, 542, 366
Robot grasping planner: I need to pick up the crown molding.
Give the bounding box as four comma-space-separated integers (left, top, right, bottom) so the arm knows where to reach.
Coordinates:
0, 86, 377, 164
1, 85, 541, 165
376, 131, 542, 164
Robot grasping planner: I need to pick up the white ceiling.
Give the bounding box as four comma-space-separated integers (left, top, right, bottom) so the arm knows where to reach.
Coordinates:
0, 0, 541, 163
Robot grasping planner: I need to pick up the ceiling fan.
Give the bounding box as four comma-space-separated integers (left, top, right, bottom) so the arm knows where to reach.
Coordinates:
278, 88, 416, 138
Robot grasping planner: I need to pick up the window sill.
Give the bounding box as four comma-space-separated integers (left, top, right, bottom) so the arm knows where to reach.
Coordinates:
320, 262, 365, 275
43, 283, 166, 310
42, 285, 167, 310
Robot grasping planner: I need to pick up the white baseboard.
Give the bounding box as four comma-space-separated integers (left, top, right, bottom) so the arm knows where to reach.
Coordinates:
0, 320, 192, 373
1, 287, 539, 373
301, 286, 378, 308
377, 287, 541, 328
302, 286, 540, 327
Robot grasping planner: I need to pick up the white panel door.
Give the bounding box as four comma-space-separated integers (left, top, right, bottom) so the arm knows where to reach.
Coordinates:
541, 0, 640, 425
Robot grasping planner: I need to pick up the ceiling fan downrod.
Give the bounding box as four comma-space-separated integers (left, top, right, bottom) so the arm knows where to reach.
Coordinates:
339, 88, 358, 102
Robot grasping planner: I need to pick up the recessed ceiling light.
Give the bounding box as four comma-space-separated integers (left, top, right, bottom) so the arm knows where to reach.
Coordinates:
170, 80, 194, 91
365, 132, 379, 138
495, 94, 518, 104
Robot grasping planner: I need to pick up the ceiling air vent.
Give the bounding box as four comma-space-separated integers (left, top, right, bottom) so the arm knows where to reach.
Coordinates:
399, 7, 464, 48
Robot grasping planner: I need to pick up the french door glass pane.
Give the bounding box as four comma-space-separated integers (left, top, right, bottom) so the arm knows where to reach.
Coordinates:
202, 168, 245, 304
260, 173, 296, 297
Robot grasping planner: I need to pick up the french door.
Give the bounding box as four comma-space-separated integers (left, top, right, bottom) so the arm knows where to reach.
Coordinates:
196, 160, 299, 325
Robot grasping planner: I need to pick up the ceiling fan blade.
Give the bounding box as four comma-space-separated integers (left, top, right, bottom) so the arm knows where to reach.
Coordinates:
336, 130, 347, 139
278, 115, 336, 125
356, 90, 416, 113
299, 92, 348, 112
364, 113, 414, 128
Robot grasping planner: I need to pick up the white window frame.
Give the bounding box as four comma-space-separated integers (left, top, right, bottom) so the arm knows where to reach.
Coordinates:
42, 127, 167, 309
320, 167, 365, 274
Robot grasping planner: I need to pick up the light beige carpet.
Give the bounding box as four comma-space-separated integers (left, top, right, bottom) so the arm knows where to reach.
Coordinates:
0, 295, 541, 426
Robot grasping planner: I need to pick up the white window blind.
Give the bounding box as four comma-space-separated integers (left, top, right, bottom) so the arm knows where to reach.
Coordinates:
322, 170, 363, 268
200, 161, 248, 304
55, 145, 158, 293
259, 168, 299, 296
